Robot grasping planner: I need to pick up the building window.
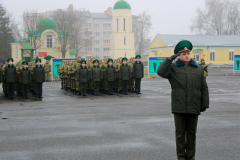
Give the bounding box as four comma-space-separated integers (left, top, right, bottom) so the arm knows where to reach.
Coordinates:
104, 56, 110, 59
124, 36, 127, 45
124, 52, 127, 57
85, 39, 92, 44
129, 18, 131, 31
85, 31, 92, 35
85, 23, 91, 27
103, 40, 110, 44
46, 35, 53, 48
229, 51, 234, 61
210, 51, 215, 62
103, 31, 111, 36
94, 40, 99, 44
94, 32, 99, 36
103, 48, 110, 52
94, 48, 100, 52
116, 18, 118, 31
86, 47, 92, 52
86, 55, 92, 60
103, 23, 111, 27
123, 18, 126, 31
15, 46, 18, 58
94, 24, 99, 28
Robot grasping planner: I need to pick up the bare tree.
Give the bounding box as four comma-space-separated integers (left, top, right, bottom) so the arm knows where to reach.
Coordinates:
0, 2, 15, 61
52, 8, 88, 58
16, 9, 44, 58
132, 11, 152, 57
191, 0, 240, 35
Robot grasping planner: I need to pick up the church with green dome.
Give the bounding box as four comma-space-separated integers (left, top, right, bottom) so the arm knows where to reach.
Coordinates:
11, 16, 70, 63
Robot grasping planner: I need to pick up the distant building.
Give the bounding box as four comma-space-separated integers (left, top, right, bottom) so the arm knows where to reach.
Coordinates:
11, 17, 70, 62
110, 0, 135, 59
149, 34, 240, 64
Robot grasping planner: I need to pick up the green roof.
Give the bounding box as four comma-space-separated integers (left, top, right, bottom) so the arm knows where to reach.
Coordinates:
69, 49, 77, 55
113, 0, 131, 9
21, 43, 35, 50
11, 38, 30, 44
38, 17, 56, 32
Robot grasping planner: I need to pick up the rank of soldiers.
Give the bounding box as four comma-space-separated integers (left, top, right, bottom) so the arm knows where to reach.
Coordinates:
0, 58, 47, 99
57, 55, 144, 96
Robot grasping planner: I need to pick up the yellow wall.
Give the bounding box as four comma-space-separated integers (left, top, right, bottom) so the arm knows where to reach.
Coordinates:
111, 8, 135, 59
149, 37, 240, 64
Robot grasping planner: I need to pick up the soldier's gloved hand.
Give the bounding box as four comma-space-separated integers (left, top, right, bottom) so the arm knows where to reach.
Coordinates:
200, 107, 207, 112
169, 53, 181, 61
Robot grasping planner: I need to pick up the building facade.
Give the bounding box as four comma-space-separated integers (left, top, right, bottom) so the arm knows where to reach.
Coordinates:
149, 34, 240, 64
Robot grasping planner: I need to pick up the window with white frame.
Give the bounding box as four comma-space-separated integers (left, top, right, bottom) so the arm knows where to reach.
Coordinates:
124, 52, 127, 57
124, 36, 127, 45
86, 55, 92, 60
229, 50, 234, 61
94, 40, 100, 44
123, 18, 126, 31
103, 39, 110, 44
94, 24, 99, 28
94, 48, 100, 52
210, 51, 215, 62
86, 47, 92, 52
129, 18, 131, 31
116, 18, 118, 31
85, 23, 91, 27
46, 34, 54, 48
103, 23, 111, 27
94, 32, 99, 36
15, 46, 18, 58
103, 48, 110, 52
103, 31, 111, 36
104, 56, 110, 59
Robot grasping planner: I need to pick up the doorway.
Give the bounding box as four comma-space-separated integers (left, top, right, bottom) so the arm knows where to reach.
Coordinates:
194, 52, 200, 63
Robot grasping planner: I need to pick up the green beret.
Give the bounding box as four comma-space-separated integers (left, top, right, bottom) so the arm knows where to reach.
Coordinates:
108, 58, 113, 62
93, 59, 99, 64
36, 58, 42, 63
22, 61, 28, 65
7, 58, 14, 62
174, 40, 193, 54
122, 57, 128, 62
81, 60, 86, 64
135, 55, 141, 59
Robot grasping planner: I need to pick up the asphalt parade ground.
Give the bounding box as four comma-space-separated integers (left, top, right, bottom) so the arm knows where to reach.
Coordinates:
0, 71, 240, 160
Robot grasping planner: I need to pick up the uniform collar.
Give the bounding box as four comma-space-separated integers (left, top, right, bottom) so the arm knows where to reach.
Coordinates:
175, 58, 199, 67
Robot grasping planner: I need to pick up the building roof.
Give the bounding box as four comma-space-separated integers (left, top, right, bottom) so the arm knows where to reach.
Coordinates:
38, 17, 57, 32
91, 13, 112, 19
113, 0, 131, 10
152, 34, 240, 48
21, 43, 35, 50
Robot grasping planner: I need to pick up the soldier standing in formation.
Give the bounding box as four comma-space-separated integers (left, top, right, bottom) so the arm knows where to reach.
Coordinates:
4, 58, 17, 99
33, 58, 45, 98
119, 57, 131, 95
91, 59, 103, 96
105, 58, 116, 95
19, 61, 31, 99
44, 60, 51, 82
77, 60, 90, 96
133, 55, 144, 94
157, 40, 209, 160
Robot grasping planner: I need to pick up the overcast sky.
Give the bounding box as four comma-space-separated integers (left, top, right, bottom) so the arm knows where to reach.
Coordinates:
2, 0, 206, 39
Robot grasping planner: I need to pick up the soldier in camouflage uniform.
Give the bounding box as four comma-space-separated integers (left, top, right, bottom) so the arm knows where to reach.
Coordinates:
100, 59, 108, 94
67, 60, 73, 92
57, 62, 64, 89
63, 60, 69, 91
74, 57, 82, 95
16, 61, 23, 96
199, 58, 208, 78
70, 61, 76, 93
44, 60, 51, 82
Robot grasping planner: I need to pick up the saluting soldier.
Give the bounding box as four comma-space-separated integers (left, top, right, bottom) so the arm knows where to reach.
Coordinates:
4, 58, 17, 99
133, 55, 144, 94
77, 60, 90, 96
33, 58, 45, 98
91, 59, 102, 96
157, 40, 209, 160
199, 58, 208, 78
119, 57, 131, 95
19, 61, 31, 99
105, 58, 116, 95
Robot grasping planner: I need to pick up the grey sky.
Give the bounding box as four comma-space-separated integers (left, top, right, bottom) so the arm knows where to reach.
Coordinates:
2, 0, 205, 39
